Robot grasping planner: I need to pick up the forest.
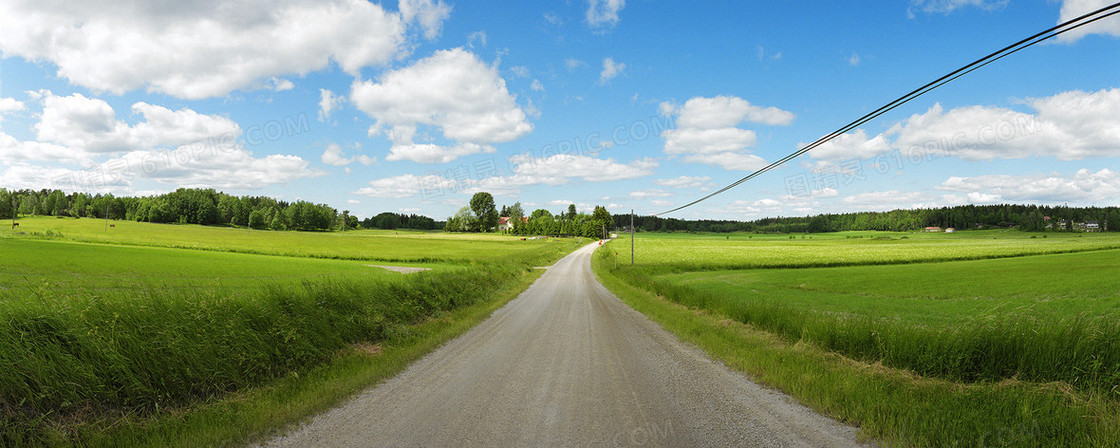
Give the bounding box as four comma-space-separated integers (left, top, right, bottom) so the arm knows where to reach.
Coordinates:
614, 204, 1118, 233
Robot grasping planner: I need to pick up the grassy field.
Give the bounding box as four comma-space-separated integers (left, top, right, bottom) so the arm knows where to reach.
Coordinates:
0, 217, 584, 446
596, 230, 1120, 447
6, 215, 561, 263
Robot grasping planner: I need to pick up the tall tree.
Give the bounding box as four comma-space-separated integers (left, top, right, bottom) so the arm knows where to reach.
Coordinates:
567, 203, 577, 220
470, 192, 498, 232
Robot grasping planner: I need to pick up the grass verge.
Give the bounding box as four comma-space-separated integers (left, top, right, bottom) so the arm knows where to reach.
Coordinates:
591, 244, 1120, 448
71, 266, 548, 447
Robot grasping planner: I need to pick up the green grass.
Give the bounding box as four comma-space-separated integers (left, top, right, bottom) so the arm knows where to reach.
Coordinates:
6, 215, 555, 263
592, 250, 1120, 447
627, 229, 1120, 270
595, 232, 1120, 447
0, 239, 413, 295
0, 220, 585, 446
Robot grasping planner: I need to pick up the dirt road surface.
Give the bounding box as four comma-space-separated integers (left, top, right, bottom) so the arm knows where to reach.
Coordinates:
261, 242, 870, 447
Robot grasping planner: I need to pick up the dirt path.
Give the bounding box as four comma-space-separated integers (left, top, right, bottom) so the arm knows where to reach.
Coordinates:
261, 242, 870, 447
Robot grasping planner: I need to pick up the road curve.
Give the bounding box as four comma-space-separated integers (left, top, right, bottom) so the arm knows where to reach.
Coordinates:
261, 242, 870, 447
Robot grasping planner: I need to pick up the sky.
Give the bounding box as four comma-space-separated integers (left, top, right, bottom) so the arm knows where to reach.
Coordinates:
1, 0, 1119, 221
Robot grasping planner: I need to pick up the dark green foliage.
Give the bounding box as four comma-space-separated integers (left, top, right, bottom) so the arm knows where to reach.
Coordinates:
615, 204, 1120, 233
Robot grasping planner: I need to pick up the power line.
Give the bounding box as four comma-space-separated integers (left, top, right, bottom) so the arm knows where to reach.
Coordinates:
656, 2, 1120, 216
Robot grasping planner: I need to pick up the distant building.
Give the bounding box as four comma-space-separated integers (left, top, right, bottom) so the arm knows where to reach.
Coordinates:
945, 228, 955, 233
1084, 221, 1100, 232
497, 216, 528, 232
924, 226, 941, 232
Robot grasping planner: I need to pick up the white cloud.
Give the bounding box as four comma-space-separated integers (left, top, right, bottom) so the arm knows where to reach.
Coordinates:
2, 91, 319, 191
821, 88, 1120, 162
319, 89, 345, 122
660, 95, 793, 172
671, 96, 795, 128
31, 92, 240, 157
664, 127, 757, 155
654, 175, 711, 188
506, 153, 656, 184
531, 80, 545, 92
807, 129, 893, 161
849, 52, 861, 66
599, 57, 626, 83
565, 58, 586, 70
385, 142, 494, 164
1058, 0, 1120, 42
467, 31, 487, 48
587, 0, 626, 28
0, 97, 25, 116
321, 143, 375, 166
628, 189, 671, 199
463, 154, 657, 196
351, 48, 533, 163
841, 190, 931, 210
510, 66, 530, 78
937, 169, 1120, 204
909, 0, 1008, 14
353, 173, 458, 198
681, 152, 769, 171
650, 200, 673, 207
269, 78, 295, 91
400, 0, 452, 40
347, 199, 361, 204
0, 0, 411, 99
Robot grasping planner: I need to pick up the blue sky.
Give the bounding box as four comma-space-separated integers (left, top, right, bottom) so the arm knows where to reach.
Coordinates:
1, 0, 1118, 220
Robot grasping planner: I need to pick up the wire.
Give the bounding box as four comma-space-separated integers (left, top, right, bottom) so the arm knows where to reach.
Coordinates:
656, 2, 1120, 216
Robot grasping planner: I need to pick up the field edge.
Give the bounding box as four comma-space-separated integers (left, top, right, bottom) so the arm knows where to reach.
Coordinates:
70, 265, 552, 447
590, 242, 1120, 448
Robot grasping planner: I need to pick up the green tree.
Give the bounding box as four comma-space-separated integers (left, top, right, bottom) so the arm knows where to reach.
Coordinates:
0, 189, 13, 219
567, 203, 577, 220
373, 212, 400, 229
470, 192, 498, 232
248, 209, 267, 229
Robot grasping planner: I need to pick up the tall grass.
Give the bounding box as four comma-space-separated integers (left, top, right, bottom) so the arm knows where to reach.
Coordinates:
0, 244, 573, 445
601, 247, 1120, 399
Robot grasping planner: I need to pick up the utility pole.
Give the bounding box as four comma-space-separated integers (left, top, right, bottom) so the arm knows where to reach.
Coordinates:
630, 209, 634, 265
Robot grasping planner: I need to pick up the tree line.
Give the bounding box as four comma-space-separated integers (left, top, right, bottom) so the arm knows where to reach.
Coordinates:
0, 188, 439, 232
614, 204, 1118, 233
445, 192, 614, 239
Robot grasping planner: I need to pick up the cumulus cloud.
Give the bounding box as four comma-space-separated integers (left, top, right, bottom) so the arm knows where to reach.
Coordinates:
30, 92, 240, 157
1, 91, 319, 192
660, 96, 792, 171
937, 169, 1120, 204
353, 173, 458, 198
321, 143, 375, 166
399, 0, 452, 40
908, 0, 1008, 14
628, 189, 671, 199
806, 129, 893, 161
1057, 0, 1120, 42
812, 88, 1120, 162
464, 154, 657, 196
319, 89, 345, 122
587, 0, 626, 28
841, 190, 931, 210
600, 57, 626, 83
0, 0, 421, 99
351, 48, 533, 163
0, 97, 25, 117
654, 175, 711, 189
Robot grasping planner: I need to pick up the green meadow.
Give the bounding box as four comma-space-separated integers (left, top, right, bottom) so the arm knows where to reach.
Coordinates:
596, 230, 1120, 447
0, 217, 583, 446
8, 215, 557, 262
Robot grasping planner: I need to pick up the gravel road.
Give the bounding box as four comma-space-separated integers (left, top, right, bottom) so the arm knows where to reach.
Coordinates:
261, 242, 871, 447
